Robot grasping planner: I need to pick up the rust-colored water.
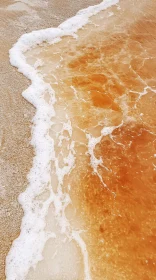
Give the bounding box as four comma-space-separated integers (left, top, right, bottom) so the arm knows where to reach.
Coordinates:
26, 0, 156, 279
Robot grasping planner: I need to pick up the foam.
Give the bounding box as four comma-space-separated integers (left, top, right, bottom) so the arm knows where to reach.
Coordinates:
6, 1, 119, 279
87, 122, 123, 189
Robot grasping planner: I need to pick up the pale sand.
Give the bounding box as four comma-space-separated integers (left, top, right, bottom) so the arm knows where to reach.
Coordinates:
0, 1, 101, 279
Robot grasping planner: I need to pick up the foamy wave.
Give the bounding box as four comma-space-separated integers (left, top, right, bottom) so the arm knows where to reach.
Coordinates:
6, 1, 119, 279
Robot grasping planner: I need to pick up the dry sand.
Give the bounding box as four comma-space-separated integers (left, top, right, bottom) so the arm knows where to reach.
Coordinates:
0, 1, 101, 279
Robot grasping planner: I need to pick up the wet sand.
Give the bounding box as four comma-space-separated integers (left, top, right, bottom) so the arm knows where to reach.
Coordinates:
0, 1, 101, 279
24, 0, 156, 279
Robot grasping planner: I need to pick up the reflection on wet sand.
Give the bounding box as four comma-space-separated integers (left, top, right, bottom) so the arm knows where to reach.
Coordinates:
26, 0, 156, 279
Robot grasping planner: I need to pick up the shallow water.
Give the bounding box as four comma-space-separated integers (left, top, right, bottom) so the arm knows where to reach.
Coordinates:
10, 0, 156, 279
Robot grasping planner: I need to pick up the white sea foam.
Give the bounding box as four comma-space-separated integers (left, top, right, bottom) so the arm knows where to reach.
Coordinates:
87, 122, 123, 189
6, 1, 119, 279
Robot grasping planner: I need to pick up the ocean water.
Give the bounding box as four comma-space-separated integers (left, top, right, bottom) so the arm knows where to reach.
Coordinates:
6, 0, 156, 279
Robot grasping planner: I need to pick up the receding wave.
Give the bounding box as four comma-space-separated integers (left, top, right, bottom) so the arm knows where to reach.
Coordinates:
6, 0, 156, 279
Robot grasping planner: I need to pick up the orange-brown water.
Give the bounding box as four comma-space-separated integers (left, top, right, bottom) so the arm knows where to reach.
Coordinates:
26, 0, 156, 279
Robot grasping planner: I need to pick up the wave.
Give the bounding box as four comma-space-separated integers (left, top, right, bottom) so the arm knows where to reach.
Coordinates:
5, 1, 119, 280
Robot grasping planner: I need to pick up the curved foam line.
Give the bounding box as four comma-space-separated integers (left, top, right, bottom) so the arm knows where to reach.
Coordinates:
5, 1, 119, 279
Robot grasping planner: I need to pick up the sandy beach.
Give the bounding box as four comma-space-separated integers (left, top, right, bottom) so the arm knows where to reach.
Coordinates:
19, 1, 156, 279
1, 0, 156, 279
0, 1, 101, 279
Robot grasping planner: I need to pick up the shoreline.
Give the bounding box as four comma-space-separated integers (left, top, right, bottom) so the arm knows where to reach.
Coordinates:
1, 0, 156, 279
0, 1, 101, 279
6, 1, 119, 279
5, 0, 156, 279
